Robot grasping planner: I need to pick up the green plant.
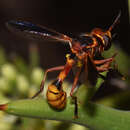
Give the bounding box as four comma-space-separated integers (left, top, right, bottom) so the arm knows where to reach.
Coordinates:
0, 44, 130, 130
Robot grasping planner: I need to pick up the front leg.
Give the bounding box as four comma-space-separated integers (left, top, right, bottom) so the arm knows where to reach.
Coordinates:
94, 53, 117, 72
93, 53, 117, 65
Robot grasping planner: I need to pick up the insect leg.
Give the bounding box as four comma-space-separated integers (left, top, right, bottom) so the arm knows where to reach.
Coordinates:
96, 65, 110, 72
31, 66, 64, 99
93, 53, 117, 73
93, 53, 117, 65
96, 58, 116, 72
70, 68, 81, 118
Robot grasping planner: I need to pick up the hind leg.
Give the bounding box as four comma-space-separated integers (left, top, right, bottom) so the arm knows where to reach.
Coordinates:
70, 68, 81, 118
31, 66, 64, 98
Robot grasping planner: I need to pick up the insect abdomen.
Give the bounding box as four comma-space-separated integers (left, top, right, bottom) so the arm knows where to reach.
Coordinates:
47, 83, 66, 109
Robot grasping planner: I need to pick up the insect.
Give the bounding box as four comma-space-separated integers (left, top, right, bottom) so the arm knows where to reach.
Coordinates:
6, 12, 121, 118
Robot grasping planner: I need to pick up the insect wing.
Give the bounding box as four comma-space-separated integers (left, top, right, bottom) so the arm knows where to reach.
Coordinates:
73, 56, 98, 87
6, 20, 72, 44
87, 56, 99, 86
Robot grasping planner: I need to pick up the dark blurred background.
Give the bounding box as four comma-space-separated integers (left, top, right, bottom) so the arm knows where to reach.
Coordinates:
0, 0, 129, 72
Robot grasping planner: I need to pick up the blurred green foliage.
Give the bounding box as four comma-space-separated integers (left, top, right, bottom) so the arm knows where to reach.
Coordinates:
0, 43, 130, 130
0, 45, 88, 130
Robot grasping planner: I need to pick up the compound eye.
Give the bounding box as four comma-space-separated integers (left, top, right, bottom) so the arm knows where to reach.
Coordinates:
103, 35, 111, 50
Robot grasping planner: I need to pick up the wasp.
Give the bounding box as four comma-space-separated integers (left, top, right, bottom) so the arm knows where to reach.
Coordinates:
6, 12, 121, 118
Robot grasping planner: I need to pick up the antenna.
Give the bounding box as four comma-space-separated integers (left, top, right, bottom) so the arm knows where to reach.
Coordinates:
108, 11, 121, 32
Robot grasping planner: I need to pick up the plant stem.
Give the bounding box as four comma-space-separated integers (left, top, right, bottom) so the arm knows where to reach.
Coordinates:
0, 98, 130, 130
